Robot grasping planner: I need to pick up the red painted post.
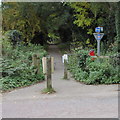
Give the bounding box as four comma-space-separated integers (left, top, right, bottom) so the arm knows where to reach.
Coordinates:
89, 50, 95, 61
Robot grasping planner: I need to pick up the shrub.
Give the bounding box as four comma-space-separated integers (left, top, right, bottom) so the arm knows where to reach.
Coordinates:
1, 39, 47, 92
76, 49, 88, 70
4, 30, 24, 46
110, 53, 120, 67
68, 49, 120, 84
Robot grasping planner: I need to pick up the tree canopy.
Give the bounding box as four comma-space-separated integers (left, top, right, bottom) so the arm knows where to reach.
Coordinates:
2, 2, 120, 52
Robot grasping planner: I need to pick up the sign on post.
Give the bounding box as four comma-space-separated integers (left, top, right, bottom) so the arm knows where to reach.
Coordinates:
95, 26, 103, 33
93, 26, 104, 56
62, 54, 68, 63
62, 54, 68, 79
93, 33, 104, 41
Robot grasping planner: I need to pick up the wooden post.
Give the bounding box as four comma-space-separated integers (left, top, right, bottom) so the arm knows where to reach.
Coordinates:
36, 54, 41, 74
46, 56, 52, 89
42, 57, 47, 74
51, 57, 54, 73
42, 56, 55, 94
64, 59, 68, 79
32, 54, 37, 67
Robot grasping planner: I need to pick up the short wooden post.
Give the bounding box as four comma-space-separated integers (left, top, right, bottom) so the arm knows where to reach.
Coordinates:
36, 54, 41, 74
42, 56, 55, 94
32, 54, 37, 67
64, 59, 68, 79
46, 56, 52, 89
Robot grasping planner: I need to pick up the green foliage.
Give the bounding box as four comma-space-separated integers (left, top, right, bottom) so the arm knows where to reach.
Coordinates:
75, 49, 88, 69
109, 53, 120, 67
4, 30, 24, 46
115, 2, 120, 52
2, 2, 41, 42
58, 42, 71, 54
68, 49, 120, 84
1, 39, 47, 92
2, 2, 71, 44
70, 2, 93, 28
2, 2, 118, 51
69, 2, 118, 52
86, 60, 119, 84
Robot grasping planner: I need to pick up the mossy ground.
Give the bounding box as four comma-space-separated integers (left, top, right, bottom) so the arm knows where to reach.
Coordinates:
41, 87, 56, 94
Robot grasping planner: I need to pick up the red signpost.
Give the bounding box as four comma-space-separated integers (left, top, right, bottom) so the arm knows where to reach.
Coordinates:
89, 50, 95, 56
89, 50, 95, 61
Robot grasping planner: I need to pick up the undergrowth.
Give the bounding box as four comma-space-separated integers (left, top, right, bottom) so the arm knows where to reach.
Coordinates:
68, 48, 120, 84
1, 38, 47, 92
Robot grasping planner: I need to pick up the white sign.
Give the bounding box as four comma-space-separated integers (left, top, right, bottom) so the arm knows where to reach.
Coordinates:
101, 27, 103, 32
62, 54, 68, 63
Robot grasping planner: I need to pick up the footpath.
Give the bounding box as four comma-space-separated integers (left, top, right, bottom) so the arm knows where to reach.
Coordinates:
1, 45, 118, 118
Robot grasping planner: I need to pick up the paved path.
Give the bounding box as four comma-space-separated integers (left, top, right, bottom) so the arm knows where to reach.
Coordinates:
1, 45, 118, 118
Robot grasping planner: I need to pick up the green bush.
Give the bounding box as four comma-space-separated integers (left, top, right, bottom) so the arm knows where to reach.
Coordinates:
1, 39, 47, 92
110, 53, 120, 67
4, 30, 24, 46
68, 49, 120, 84
76, 49, 88, 70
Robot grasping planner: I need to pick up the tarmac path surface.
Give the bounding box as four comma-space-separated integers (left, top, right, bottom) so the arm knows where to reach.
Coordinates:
1, 45, 118, 118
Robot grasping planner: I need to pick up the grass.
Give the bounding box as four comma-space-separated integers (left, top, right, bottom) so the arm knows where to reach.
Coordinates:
41, 87, 56, 94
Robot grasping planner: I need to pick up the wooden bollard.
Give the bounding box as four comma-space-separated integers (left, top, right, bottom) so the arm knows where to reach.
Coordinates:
42, 56, 55, 94
32, 54, 37, 67
64, 59, 68, 79
32, 54, 41, 75
46, 56, 52, 89
62, 54, 68, 80
36, 54, 41, 74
